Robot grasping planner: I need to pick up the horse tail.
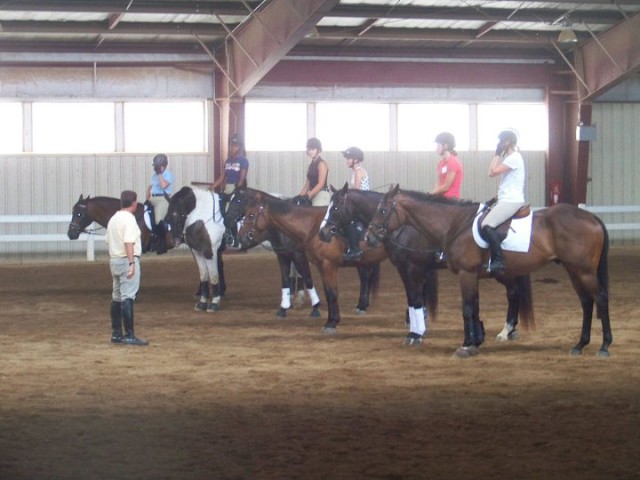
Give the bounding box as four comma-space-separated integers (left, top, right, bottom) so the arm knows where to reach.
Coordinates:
515, 274, 535, 331
423, 267, 439, 323
595, 216, 610, 309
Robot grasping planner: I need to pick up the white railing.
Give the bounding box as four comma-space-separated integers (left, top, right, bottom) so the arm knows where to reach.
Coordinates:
0, 215, 104, 261
578, 205, 640, 231
1, 206, 639, 261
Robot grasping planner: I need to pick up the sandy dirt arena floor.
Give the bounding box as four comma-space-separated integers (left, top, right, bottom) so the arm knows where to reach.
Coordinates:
1, 247, 639, 480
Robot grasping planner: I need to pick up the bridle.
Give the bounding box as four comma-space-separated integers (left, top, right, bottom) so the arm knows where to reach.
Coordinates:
241, 203, 266, 243
67, 203, 104, 235
368, 197, 401, 243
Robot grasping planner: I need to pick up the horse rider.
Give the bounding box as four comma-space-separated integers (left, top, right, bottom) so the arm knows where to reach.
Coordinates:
145, 153, 174, 254
295, 137, 330, 207
342, 146, 370, 262
481, 129, 526, 274
210, 134, 249, 247
431, 132, 463, 199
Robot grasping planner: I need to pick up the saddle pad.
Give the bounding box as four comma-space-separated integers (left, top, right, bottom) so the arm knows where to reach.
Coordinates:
143, 206, 153, 231
472, 205, 533, 253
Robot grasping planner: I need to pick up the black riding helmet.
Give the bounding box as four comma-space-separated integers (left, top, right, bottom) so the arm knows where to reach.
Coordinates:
306, 137, 322, 152
152, 153, 168, 169
342, 146, 364, 162
230, 134, 244, 146
498, 129, 518, 145
435, 132, 456, 150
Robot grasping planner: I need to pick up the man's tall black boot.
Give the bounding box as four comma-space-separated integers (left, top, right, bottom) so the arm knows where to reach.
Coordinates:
110, 300, 123, 344
121, 298, 149, 346
482, 225, 506, 274
343, 221, 363, 262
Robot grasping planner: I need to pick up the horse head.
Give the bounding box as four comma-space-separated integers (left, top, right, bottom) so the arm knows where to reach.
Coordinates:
366, 184, 402, 247
237, 191, 272, 248
318, 183, 351, 243
67, 194, 91, 240
166, 186, 196, 247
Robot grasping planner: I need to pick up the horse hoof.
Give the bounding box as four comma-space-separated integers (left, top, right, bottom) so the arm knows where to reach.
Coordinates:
310, 308, 321, 318
570, 347, 583, 356
402, 334, 423, 347
355, 308, 367, 315
597, 350, 610, 358
454, 346, 480, 358
322, 326, 337, 335
194, 302, 207, 312
207, 303, 220, 313
276, 307, 288, 318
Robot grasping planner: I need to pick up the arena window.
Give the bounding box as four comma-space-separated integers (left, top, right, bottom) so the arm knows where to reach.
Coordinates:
0, 102, 22, 154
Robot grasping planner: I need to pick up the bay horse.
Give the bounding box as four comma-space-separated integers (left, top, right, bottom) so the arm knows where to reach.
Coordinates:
165, 186, 226, 312
226, 187, 321, 318
319, 184, 533, 345
236, 189, 382, 334
67, 194, 156, 253
366, 184, 612, 357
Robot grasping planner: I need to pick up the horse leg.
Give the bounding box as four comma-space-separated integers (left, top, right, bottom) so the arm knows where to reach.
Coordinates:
217, 245, 226, 298
275, 253, 293, 318
496, 278, 520, 342
206, 256, 221, 313
396, 263, 426, 346
292, 251, 321, 318
193, 252, 209, 312
320, 265, 340, 335
456, 271, 483, 357
595, 286, 612, 357
355, 266, 371, 314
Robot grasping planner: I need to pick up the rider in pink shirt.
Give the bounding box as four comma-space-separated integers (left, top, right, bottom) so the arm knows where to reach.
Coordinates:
431, 132, 463, 199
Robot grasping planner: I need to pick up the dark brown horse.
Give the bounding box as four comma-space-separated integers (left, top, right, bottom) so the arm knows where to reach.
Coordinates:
319, 184, 533, 346
237, 189, 382, 334
366, 185, 612, 357
226, 188, 321, 318
67, 194, 154, 252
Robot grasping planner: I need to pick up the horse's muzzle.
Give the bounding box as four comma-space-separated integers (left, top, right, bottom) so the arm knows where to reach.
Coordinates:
67, 225, 81, 240
365, 228, 382, 248
318, 225, 336, 243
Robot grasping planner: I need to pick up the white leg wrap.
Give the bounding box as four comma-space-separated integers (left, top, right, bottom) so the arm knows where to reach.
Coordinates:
409, 306, 427, 336
308, 287, 320, 306
281, 288, 291, 309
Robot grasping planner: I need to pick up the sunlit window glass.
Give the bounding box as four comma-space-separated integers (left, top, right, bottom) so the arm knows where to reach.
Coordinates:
246, 102, 306, 151
478, 104, 548, 150
124, 102, 206, 153
398, 104, 470, 151
32, 102, 115, 153
0, 102, 23, 153
316, 103, 389, 151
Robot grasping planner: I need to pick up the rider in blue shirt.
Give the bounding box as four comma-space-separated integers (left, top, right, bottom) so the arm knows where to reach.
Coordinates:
145, 153, 174, 254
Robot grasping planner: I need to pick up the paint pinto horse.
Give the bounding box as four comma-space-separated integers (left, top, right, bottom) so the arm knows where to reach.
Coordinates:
165, 186, 226, 312
237, 189, 383, 335
226, 187, 322, 318
366, 185, 612, 358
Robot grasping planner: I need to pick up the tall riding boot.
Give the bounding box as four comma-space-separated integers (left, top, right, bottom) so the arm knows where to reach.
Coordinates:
110, 300, 123, 344
154, 221, 168, 254
482, 225, 506, 274
343, 221, 363, 262
121, 298, 149, 346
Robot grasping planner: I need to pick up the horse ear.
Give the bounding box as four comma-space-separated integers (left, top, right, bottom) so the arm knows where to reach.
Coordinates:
78, 194, 84, 201
341, 182, 349, 193
330, 184, 337, 193
392, 184, 400, 195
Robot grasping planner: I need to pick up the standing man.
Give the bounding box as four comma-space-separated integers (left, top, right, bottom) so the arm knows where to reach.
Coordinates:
431, 132, 463, 199
146, 153, 174, 254
107, 190, 148, 346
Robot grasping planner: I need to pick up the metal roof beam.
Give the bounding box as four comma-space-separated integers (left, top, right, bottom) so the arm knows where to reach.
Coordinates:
0, 1, 260, 15
575, 11, 640, 101
222, 0, 339, 98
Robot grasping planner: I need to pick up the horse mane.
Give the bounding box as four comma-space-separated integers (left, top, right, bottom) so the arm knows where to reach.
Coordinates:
399, 188, 478, 208
254, 191, 293, 215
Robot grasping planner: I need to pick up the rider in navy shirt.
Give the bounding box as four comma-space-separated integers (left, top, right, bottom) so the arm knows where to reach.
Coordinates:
211, 135, 249, 247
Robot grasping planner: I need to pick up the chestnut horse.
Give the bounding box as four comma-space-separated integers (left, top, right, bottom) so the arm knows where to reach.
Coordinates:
366, 185, 612, 357
236, 189, 381, 334
319, 184, 533, 346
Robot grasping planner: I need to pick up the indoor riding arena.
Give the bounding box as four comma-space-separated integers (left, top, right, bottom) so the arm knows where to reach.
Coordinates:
1, 2, 640, 480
